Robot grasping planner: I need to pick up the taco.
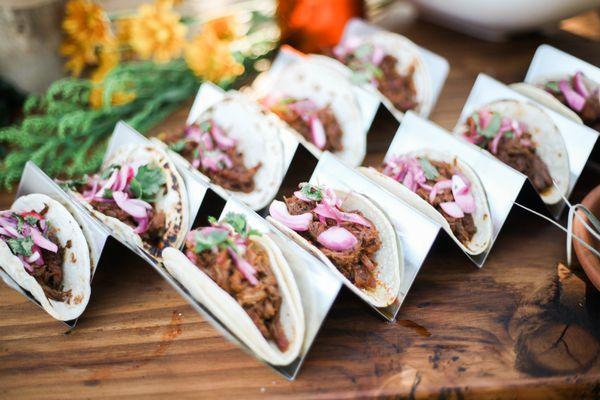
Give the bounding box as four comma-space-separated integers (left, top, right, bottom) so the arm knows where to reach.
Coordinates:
268, 183, 401, 308
331, 31, 432, 117
67, 143, 189, 259
457, 99, 569, 205
162, 212, 304, 365
158, 94, 285, 210
0, 194, 92, 321
360, 150, 492, 255
256, 59, 366, 167
511, 71, 600, 131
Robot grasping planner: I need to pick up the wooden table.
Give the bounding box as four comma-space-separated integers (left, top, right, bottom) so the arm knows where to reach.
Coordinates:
1, 14, 600, 400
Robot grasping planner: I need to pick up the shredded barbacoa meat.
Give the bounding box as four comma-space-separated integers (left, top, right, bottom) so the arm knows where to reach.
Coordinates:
272, 105, 344, 152
411, 160, 477, 244
187, 240, 289, 351
164, 127, 260, 193
377, 55, 419, 112
553, 91, 600, 131
90, 201, 166, 247
284, 196, 380, 290
28, 232, 68, 302
490, 133, 553, 193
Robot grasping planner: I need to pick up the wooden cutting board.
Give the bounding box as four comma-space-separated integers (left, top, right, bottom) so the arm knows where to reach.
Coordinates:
1, 14, 600, 400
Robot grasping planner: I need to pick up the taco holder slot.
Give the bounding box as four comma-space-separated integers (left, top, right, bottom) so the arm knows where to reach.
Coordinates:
374, 111, 528, 268
6, 162, 114, 328
297, 152, 441, 321
454, 73, 599, 219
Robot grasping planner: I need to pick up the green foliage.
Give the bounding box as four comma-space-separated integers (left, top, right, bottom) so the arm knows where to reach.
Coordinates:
130, 164, 166, 201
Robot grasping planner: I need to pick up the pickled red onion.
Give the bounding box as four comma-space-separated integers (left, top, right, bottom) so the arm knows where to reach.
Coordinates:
112, 191, 150, 219
317, 226, 358, 251
573, 72, 589, 99
429, 180, 452, 204
440, 202, 464, 218
310, 117, 327, 149
228, 247, 258, 286
559, 80, 586, 111
31, 228, 58, 253
269, 200, 312, 231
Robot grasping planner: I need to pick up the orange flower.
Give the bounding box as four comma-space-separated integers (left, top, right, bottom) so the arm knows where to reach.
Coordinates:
89, 86, 136, 109
185, 30, 244, 83
62, 0, 111, 46
59, 38, 98, 77
129, 0, 187, 63
204, 16, 240, 42
90, 41, 120, 83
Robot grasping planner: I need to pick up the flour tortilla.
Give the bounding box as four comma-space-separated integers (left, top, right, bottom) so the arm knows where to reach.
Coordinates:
510, 82, 583, 124
160, 94, 286, 211
257, 58, 366, 167
268, 190, 402, 308
359, 150, 493, 255
456, 99, 570, 205
162, 234, 305, 366
0, 194, 92, 321
313, 30, 432, 118
75, 143, 189, 259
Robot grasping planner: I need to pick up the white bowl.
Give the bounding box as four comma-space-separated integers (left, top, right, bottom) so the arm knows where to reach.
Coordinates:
409, 0, 600, 41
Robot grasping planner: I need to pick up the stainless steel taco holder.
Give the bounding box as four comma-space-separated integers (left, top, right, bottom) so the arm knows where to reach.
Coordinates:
1, 162, 114, 328
376, 111, 528, 268
249, 46, 381, 154
100, 122, 342, 380
523, 44, 600, 162
290, 152, 441, 321
183, 81, 300, 214
339, 18, 450, 120
454, 73, 599, 219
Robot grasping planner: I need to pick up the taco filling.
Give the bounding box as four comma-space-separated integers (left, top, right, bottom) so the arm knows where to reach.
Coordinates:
184, 213, 289, 351
543, 72, 600, 131
0, 207, 68, 301
379, 156, 477, 244
463, 108, 553, 193
164, 120, 261, 193
270, 183, 380, 290
333, 42, 418, 112
72, 162, 168, 249
263, 97, 344, 152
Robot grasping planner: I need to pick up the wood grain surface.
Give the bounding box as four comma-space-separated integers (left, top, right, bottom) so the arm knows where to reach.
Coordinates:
1, 13, 600, 400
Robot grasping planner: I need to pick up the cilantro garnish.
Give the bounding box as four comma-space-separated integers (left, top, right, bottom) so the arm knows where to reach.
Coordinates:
7, 236, 34, 257
24, 215, 39, 226
103, 188, 113, 199
169, 140, 186, 153
199, 120, 212, 132
480, 113, 501, 139
129, 164, 166, 202
419, 158, 439, 180
300, 183, 323, 201
353, 43, 373, 59
12, 213, 25, 234
101, 164, 120, 180
222, 213, 261, 238
194, 229, 230, 253
59, 175, 89, 190
545, 81, 560, 93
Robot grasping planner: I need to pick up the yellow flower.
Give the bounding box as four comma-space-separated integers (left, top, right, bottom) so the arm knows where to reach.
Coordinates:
62, 0, 111, 46
185, 31, 244, 83
91, 41, 120, 83
115, 17, 134, 46
204, 16, 240, 42
129, 0, 187, 63
89, 87, 136, 109
59, 38, 98, 77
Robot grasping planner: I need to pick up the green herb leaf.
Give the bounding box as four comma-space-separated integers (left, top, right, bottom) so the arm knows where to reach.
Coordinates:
129, 179, 142, 199
194, 229, 229, 253
199, 120, 212, 132
101, 164, 120, 180
300, 183, 323, 201
504, 130, 514, 139
207, 216, 218, 225
419, 158, 439, 180
24, 215, 40, 226
7, 236, 34, 257
103, 188, 113, 199
480, 113, 501, 139
223, 212, 247, 235
12, 213, 25, 234
130, 164, 165, 202
545, 81, 560, 93
169, 140, 186, 153
353, 43, 373, 60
